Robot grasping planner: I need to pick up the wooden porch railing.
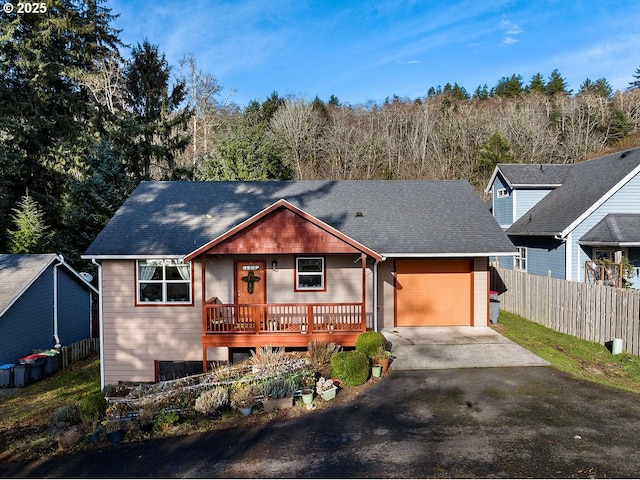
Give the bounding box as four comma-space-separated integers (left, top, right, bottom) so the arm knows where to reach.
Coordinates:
204, 300, 365, 335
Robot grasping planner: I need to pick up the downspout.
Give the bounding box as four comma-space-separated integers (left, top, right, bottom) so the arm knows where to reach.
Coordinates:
53, 255, 64, 348
92, 258, 105, 391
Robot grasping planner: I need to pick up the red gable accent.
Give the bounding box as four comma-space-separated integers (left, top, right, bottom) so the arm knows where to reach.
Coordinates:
184, 199, 382, 261
208, 208, 359, 255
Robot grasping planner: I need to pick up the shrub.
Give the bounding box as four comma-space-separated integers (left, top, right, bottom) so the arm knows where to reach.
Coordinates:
230, 383, 257, 409
50, 402, 81, 425
79, 392, 107, 424
330, 350, 369, 386
195, 386, 229, 416
355, 331, 387, 359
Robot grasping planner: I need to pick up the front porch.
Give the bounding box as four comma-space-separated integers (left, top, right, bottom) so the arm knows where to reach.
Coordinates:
202, 299, 367, 348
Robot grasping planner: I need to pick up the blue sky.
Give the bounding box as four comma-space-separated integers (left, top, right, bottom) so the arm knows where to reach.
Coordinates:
109, 0, 640, 107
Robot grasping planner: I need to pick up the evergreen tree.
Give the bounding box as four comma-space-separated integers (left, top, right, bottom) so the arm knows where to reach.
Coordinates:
579, 78, 613, 98
8, 193, 51, 253
0, 0, 121, 251
473, 132, 513, 189
117, 40, 191, 180
526, 73, 547, 94
546, 69, 571, 96
629, 66, 640, 90
491, 74, 523, 98
473, 84, 489, 100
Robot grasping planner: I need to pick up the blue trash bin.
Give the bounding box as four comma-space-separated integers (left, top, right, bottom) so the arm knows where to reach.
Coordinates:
0, 364, 15, 387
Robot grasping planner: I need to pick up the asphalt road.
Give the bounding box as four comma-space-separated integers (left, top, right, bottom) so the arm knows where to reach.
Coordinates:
4, 366, 640, 478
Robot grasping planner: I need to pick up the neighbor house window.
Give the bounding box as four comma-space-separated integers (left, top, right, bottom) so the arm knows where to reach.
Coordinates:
514, 247, 527, 271
295, 257, 325, 291
137, 259, 191, 304
497, 188, 509, 198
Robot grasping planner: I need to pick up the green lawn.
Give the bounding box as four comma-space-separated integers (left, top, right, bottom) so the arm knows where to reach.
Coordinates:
493, 310, 640, 393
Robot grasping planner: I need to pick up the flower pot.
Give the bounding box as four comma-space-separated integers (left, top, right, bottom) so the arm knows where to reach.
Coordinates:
88, 431, 101, 444
239, 406, 252, 416
106, 430, 124, 444
371, 364, 382, 378
376, 357, 390, 373
320, 386, 337, 401
301, 389, 314, 405
263, 396, 294, 413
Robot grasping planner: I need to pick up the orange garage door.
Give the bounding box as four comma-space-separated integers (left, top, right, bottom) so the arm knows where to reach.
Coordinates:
396, 259, 472, 326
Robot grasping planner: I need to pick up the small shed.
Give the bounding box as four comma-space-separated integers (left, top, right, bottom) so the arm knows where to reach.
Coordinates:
0, 254, 97, 366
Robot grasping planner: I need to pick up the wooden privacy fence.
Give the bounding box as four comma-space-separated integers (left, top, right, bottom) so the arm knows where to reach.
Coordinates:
491, 267, 640, 356
59, 338, 100, 369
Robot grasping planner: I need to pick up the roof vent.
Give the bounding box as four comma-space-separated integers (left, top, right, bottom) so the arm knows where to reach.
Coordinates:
354, 211, 363, 217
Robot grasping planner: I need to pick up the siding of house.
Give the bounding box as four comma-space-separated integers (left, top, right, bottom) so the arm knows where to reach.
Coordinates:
492, 175, 513, 226
378, 260, 395, 330
102, 260, 202, 385
569, 173, 640, 282
57, 267, 91, 344
499, 237, 565, 278
514, 189, 553, 222
205, 254, 374, 308
472, 258, 489, 326
0, 267, 54, 365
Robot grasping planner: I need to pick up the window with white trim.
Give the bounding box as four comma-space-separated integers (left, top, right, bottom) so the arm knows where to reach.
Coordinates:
497, 188, 509, 198
514, 247, 527, 271
295, 257, 324, 290
137, 259, 191, 304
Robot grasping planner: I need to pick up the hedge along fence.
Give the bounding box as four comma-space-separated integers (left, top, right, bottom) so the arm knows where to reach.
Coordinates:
491, 267, 640, 356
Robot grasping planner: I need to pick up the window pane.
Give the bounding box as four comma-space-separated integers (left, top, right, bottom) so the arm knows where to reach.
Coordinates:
299, 274, 322, 288
138, 261, 162, 280
167, 283, 190, 302
166, 264, 190, 280
140, 283, 162, 301
298, 258, 323, 272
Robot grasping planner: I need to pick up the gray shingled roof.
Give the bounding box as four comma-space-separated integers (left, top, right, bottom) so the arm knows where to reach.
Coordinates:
84, 180, 516, 257
496, 163, 571, 187
0, 254, 58, 317
579, 214, 640, 246
507, 148, 640, 236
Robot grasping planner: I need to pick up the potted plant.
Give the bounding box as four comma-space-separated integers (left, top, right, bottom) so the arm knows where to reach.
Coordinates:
103, 420, 124, 444
261, 376, 297, 412
231, 384, 256, 416
154, 410, 179, 432
316, 377, 337, 401
371, 364, 382, 378
374, 347, 392, 374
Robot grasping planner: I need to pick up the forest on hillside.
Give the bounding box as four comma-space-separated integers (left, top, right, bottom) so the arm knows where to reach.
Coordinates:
3, 1, 640, 270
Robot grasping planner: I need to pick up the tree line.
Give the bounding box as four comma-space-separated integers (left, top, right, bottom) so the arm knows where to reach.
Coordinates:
3, 0, 640, 269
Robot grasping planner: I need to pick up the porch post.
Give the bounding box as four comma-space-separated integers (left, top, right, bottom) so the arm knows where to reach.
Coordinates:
201, 257, 207, 373
361, 252, 367, 331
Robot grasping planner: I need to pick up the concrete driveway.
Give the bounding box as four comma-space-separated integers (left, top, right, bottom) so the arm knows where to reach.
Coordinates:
382, 326, 550, 370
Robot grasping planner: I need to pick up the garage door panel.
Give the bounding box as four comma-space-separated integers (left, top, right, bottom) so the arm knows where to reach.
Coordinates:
396, 260, 471, 326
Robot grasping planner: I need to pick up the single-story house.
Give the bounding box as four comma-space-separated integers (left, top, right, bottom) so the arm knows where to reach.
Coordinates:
0, 254, 98, 366
83, 180, 516, 387
486, 148, 640, 287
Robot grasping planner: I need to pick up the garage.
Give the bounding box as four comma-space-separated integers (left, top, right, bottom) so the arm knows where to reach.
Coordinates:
395, 259, 472, 326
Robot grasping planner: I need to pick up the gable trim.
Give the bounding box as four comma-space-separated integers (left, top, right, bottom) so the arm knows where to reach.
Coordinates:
184, 199, 383, 262
560, 163, 640, 238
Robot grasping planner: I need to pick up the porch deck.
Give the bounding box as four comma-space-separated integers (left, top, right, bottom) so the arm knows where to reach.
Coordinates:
201, 300, 366, 349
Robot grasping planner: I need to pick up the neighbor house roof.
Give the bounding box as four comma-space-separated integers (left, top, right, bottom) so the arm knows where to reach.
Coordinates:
579, 214, 640, 247
505, 148, 640, 237
83, 180, 516, 259
0, 254, 97, 318
485, 163, 571, 192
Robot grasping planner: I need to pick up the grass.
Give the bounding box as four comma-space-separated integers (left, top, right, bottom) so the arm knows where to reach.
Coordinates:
492, 310, 640, 393
3, 315, 640, 465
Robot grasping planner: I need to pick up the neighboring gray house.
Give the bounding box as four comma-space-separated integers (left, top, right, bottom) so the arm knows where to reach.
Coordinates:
0, 254, 98, 366
486, 148, 640, 287
83, 180, 516, 386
